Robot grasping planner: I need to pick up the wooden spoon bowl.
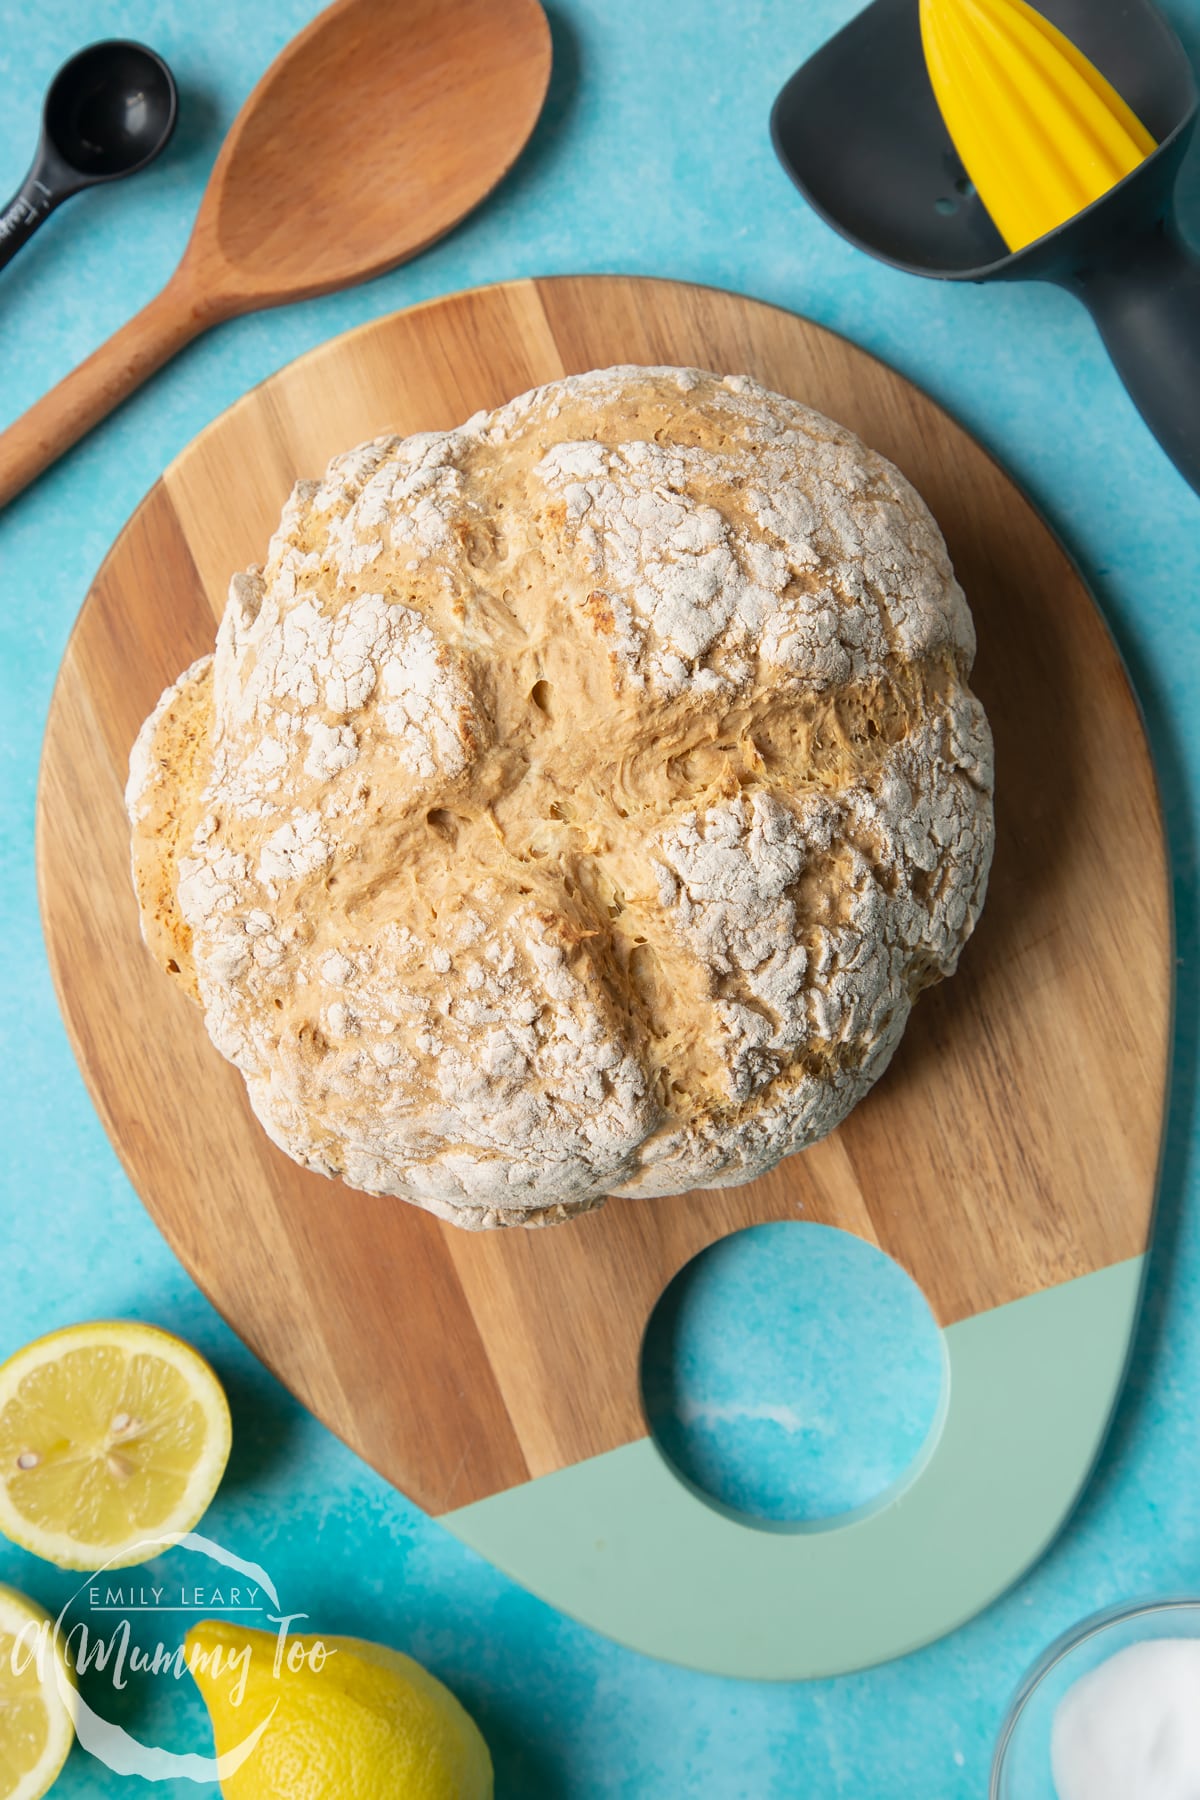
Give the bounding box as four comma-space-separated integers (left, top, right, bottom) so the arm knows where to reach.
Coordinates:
0, 0, 551, 507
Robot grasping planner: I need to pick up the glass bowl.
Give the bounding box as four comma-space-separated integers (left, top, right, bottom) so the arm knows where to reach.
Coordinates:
991, 1596, 1200, 1798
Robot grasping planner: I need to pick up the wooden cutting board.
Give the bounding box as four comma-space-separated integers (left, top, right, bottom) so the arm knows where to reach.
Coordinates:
37, 277, 1171, 1678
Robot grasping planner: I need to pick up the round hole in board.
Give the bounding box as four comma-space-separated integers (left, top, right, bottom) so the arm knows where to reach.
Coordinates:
639, 1222, 947, 1530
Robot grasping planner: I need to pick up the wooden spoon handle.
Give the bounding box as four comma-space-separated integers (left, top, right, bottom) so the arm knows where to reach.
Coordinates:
0, 274, 219, 509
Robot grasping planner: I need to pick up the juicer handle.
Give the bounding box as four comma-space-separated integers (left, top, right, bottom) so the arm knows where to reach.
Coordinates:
1077, 221, 1200, 497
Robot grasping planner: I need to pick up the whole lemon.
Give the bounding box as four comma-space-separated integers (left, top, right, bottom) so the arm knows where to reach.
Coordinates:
187, 1620, 492, 1799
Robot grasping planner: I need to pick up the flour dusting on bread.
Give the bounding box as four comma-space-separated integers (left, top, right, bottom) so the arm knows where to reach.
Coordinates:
127, 367, 994, 1227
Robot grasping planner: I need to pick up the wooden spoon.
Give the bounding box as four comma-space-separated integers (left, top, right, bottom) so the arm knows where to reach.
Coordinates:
0, 0, 551, 508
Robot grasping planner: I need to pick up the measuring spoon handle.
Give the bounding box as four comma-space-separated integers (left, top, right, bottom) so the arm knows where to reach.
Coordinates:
0, 157, 69, 274
0, 270, 221, 509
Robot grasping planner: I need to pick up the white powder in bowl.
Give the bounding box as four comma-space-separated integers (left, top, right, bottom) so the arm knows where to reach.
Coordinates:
1051, 1638, 1200, 1799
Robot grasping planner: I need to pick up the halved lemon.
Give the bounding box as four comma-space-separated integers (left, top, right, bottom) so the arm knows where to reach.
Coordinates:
0, 1585, 75, 1800
0, 1322, 232, 1570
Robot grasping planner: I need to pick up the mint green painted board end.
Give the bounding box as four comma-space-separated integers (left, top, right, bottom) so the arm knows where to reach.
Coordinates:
443, 1257, 1145, 1679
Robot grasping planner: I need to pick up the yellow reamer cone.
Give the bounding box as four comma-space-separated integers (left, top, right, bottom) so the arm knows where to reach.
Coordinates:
920, 0, 1157, 251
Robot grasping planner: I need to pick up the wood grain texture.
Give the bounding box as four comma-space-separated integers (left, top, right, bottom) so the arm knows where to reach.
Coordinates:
36, 277, 1171, 1514
0, 0, 550, 507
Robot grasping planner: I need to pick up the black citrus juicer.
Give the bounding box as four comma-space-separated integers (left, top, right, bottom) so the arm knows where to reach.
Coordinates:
771, 0, 1200, 494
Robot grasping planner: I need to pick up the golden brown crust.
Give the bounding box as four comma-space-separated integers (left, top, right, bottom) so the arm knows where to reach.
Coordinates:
125, 656, 215, 1003
125, 367, 994, 1227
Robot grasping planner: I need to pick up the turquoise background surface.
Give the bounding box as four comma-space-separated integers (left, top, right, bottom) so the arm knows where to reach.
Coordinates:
0, 0, 1197, 1792
640, 1223, 946, 1526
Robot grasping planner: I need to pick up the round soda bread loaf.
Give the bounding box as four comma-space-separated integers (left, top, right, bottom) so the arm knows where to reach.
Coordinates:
126, 366, 995, 1229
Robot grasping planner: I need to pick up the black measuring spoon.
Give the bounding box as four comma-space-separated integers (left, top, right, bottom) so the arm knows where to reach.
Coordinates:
0, 40, 177, 275
771, 0, 1200, 495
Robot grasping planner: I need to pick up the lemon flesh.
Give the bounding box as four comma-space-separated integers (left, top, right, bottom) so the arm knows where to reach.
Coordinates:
0, 1322, 231, 1569
0, 1586, 75, 1800
188, 1620, 493, 1800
